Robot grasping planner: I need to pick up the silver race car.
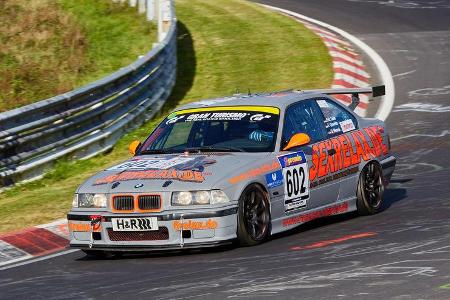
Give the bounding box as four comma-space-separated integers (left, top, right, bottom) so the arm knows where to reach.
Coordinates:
68, 86, 396, 255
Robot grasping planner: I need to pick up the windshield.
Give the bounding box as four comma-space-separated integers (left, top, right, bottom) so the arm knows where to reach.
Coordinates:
140, 106, 280, 153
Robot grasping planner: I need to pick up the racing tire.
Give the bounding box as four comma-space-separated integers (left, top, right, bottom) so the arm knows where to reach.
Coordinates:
237, 184, 271, 246
356, 162, 385, 215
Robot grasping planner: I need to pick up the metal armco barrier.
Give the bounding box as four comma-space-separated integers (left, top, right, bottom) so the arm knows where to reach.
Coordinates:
0, 0, 176, 187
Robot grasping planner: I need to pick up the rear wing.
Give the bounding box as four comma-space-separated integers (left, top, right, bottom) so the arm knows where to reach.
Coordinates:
296, 85, 385, 111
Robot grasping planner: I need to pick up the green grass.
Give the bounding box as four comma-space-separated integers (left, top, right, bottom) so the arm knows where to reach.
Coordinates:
0, 0, 332, 233
0, 0, 155, 112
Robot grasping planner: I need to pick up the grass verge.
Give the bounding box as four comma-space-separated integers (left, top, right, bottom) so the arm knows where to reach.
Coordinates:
0, 0, 155, 112
0, 0, 332, 233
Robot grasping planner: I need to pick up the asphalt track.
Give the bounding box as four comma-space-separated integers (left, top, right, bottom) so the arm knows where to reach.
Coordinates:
1, 1, 450, 299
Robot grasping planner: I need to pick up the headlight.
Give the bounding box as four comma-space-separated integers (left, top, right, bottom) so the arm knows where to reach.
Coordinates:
73, 193, 108, 208
172, 191, 193, 205
194, 191, 211, 204
211, 190, 230, 204
171, 190, 230, 206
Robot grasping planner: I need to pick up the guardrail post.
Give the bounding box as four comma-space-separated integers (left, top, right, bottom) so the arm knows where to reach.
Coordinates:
146, 0, 155, 20
138, 0, 146, 14
158, 0, 171, 42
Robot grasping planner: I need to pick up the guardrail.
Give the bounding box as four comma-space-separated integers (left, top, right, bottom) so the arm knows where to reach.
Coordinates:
0, 0, 176, 187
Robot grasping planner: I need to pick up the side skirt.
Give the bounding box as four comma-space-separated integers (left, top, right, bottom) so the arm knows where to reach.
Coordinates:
270, 199, 357, 235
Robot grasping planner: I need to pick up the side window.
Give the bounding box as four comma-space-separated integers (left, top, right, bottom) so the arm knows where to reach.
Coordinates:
317, 99, 357, 138
282, 100, 326, 148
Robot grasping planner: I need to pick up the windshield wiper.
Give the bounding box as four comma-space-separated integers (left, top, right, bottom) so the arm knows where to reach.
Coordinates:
184, 146, 244, 153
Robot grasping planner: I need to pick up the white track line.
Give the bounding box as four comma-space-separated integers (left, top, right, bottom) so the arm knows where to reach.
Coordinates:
0, 249, 78, 271
261, 4, 395, 121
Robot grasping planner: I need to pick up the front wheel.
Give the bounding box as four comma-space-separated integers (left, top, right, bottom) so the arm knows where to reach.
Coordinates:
237, 184, 271, 246
356, 162, 385, 215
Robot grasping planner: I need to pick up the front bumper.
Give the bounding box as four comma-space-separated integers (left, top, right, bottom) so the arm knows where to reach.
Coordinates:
67, 207, 238, 251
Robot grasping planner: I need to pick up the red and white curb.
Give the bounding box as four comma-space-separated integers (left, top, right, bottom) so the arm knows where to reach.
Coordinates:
300, 20, 370, 117
0, 219, 68, 267
261, 4, 395, 121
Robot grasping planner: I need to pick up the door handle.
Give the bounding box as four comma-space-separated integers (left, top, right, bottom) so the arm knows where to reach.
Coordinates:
327, 148, 336, 156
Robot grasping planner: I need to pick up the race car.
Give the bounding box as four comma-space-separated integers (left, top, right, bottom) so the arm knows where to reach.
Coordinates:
67, 85, 396, 255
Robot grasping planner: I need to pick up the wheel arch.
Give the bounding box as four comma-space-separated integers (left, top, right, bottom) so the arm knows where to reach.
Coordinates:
361, 159, 384, 178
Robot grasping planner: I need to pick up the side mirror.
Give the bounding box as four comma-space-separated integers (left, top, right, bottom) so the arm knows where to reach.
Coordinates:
128, 140, 141, 155
283, 133, 311, 151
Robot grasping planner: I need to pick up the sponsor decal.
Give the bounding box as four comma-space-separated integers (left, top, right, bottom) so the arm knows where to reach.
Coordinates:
310, 166, 359, 188
165, 107, 279, 124
68, 222, 101, 232
97, 155, 217, 185
249, 114, 272, 121
175, 106, 280, 115
278, 152, 310, 212
185, 112, 249, 122
229, 160, 280, 184
317, 100, 329, 108
107, 156, 198, 171
265, 170, 283, 189
325, 116, 342, 135
166, 115, 185, 124
339, 119, 356, 133
277, 151, 306, 168
282, 202, 349, 227
95, 169, 205, 185
112, 217, 158, 231
173, 219, 218, 231
309, 125, 388, 181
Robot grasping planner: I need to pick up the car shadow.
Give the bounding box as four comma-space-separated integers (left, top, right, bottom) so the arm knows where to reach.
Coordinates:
381, 187, 408, 210
76, 243, 236, 261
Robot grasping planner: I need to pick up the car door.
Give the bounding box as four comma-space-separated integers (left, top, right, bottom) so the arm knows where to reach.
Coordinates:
279, 99, 340, 211
315, 98, 361, 203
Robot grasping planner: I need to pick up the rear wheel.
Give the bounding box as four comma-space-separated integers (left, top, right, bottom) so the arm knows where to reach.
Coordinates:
237, 184, 271, 246
356, 162, 384, 215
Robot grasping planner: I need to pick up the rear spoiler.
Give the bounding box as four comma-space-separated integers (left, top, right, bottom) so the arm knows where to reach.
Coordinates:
296, 85, 385, 111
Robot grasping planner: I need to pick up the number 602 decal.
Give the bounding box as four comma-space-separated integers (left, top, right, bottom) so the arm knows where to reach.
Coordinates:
277, 151, 310, 212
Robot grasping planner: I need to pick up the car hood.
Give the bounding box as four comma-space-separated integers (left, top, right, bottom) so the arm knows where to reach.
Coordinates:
77, 152, 272, 194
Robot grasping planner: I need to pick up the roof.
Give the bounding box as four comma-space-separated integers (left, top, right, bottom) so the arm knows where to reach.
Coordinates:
175, 91, 328, 112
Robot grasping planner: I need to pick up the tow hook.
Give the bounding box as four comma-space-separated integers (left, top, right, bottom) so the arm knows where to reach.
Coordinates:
179, 215, 184, 248
89, 215, 102, 249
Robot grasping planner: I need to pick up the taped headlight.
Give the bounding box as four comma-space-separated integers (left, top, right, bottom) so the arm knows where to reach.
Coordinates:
171, 190, 229, 206
74, 193, 108, 208
211, 190, 230, 204
193, 191, 211, 205
172, 191, 193, 205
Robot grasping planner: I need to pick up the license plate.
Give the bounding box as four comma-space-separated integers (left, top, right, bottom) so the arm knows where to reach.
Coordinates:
112, 217, 158, 231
